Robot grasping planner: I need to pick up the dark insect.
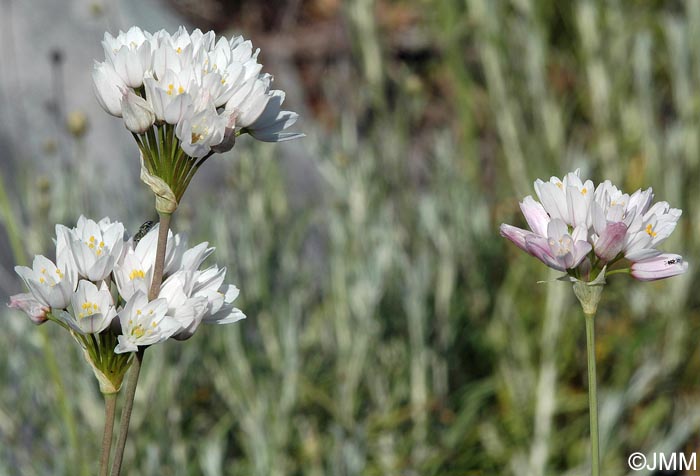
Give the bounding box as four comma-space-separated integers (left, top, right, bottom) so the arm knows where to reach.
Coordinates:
666, 258, 680, 266
133, 220, 156, 246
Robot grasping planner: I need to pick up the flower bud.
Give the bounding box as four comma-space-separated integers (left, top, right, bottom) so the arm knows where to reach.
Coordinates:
8, 293, 49, 325
595, 221, 627, 262
499, 223, 529, 252
92, 61, 125, 117
631, 254, 688, 281
211, 112, 236, 153
519, 196, 549, 237
121, 90, 155, 134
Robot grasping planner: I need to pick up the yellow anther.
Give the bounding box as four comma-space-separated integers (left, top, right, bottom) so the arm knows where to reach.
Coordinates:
129, 269, 145, 281
581, 187, 588, 195
41, 268, 47, 274
132, 325, 145, 338
645, 224, 657, 237
88, 243, 95, 249
176, 47, 182, 54
556, 182, 563, 189
99, 241, 105, 247
39, 277, 45, 284
89, 236, 95, 242
136, 309, 142, 315
178, 86, 184, 94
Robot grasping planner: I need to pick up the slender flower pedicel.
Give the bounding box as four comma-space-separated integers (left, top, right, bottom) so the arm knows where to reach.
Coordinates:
500, 169, 688, 476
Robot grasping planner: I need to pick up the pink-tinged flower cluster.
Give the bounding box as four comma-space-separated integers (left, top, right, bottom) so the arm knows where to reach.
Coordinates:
9, 216, 245, 354
500, 170, 688, 281
93, 26, 303, 157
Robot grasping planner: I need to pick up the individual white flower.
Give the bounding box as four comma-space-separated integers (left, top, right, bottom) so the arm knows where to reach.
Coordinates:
63, 216, 126, 282
57, 280, 116, 334
92, 61, 126, 117
189, 265, 245, 325
533, 170, 593, 227
153, 27, 215, 79
144, 68, 196, 124
102, 26, 155, 88
623, 201, 682, 261
158, 271, 208, 340
245, 90, 304, 142
113, 249, 152, 301
121, 89, 156, 133
115, 291, 179, 353
14, 255, 77, 309
201, 284, 245, 325
175, 100, 227, 158
131, 224, 191, 276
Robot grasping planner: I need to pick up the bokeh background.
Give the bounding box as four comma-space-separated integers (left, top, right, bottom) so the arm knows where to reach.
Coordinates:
0, 0, 699, 475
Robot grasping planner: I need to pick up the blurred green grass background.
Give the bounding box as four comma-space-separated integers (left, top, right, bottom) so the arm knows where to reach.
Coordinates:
1, 0, 699, 475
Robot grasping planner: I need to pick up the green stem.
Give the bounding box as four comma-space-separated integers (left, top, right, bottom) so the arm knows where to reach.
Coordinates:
109, 348, 143, 476
584, 311, 600, 476
148, 212, 172, 300
604, 268, 630, 277
99, 393, 117, 476
110, 212, 172, 476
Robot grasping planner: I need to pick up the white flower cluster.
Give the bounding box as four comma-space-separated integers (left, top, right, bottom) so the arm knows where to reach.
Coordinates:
11, 216, 244, 353
500, 169, 688, 281
93, 26, 302, 157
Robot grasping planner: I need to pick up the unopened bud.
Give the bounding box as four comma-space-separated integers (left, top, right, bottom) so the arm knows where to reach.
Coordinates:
121, 90, 155, 134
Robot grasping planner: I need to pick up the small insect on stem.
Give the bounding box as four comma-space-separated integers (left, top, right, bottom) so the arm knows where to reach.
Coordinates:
133, 220, 156, 246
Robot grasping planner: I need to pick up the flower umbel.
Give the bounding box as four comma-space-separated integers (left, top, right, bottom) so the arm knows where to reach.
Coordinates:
500, 169, 688, 282
93, 26, 304, 213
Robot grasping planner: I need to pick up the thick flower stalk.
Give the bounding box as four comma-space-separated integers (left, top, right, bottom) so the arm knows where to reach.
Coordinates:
499, 169, 688, 476
93, 26, 304, 213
